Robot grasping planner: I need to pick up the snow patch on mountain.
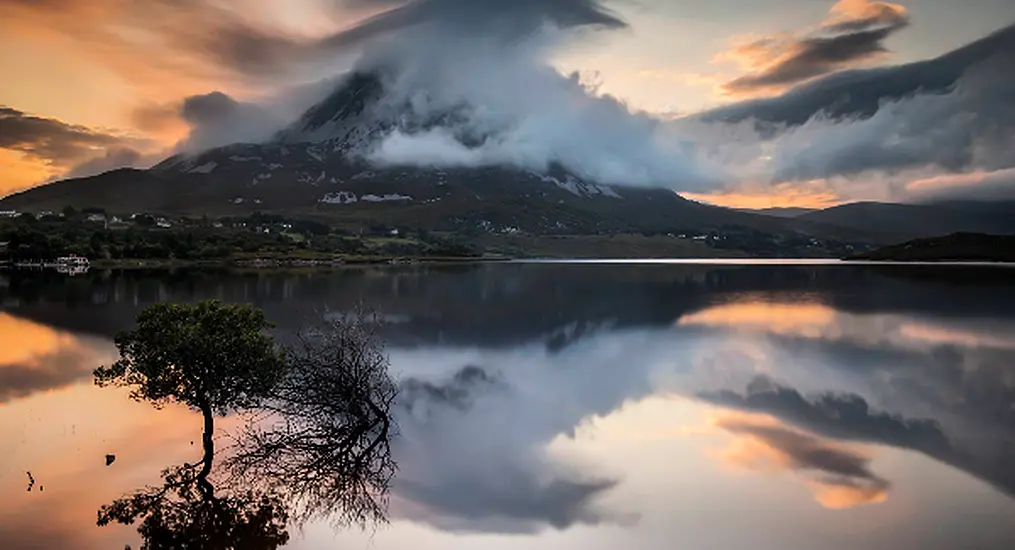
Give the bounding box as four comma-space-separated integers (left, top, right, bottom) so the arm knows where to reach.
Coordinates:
363, 193, 413, 202
189, 161, 217, 174
535, 173, 622, 199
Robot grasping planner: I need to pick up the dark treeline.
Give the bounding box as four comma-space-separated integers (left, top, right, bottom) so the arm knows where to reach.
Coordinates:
0, 212, 478, 262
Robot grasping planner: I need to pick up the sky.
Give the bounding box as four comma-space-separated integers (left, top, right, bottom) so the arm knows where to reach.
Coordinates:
0, 0, 1013, 207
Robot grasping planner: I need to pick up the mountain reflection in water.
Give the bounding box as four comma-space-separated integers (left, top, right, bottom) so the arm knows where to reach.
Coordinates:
1, 263, 1014, 550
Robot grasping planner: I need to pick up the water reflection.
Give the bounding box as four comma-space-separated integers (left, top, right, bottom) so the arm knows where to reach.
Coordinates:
1, 264, 1014, 550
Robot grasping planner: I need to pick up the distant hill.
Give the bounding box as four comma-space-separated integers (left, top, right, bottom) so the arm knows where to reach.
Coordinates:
848, 233, 1015, 262
741, 207, 816, 218
799, 201, 1015, 241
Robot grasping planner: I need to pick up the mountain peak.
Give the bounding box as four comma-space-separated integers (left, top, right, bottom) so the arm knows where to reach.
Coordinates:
289, 72, 385, 135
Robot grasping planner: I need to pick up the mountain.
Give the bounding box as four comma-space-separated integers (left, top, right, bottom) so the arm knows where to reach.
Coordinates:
798, 200, 1015, 241
740, 207, 815, 218
848, 232, 1015, 262
6, 69, 1012, 254
0, 71, 880, 256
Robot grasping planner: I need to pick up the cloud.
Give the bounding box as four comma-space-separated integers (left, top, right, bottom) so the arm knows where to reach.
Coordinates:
0, 348, 101, 403
0, 313, 116, 403
0, 106, 148, 170
177, 91, 284, 151
62, 147, 149, 179
718, 0, 909, 95
392, 362, 630, 533
0, 0, 341, 87
326, 0, 625, 46
400, 365, 503, 412
701, 376, 953, 453
264, 1, 715, 189
904, 167, 1015, 202
715, 413, 890, 509
689, 23, 1015, 200
823, 0, 910, 33
698, 376, 1015, 499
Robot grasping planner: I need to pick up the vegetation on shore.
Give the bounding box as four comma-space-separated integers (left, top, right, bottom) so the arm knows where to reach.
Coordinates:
0, 209, 480, 266
0, 205, 868, 268
847, 232, 1015, 262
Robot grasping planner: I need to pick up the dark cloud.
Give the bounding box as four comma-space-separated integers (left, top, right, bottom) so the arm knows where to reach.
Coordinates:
705, 23, 1015, 126
721, 0, 910, 95
699, 376, 1015, 498
329, 0, 625, 46
176, 92, 283, 152
397, 471, 620, 533
723, 24, 907, 94
703, 376, 952, 455
699, 23, 1015, 189
0, 106, 143, 169
0, 347, 100, 403
400, 365, 503, 412
2, 0, 623, 85
715, 415, 890, 506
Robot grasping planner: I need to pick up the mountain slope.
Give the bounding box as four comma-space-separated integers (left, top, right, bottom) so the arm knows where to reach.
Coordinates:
849, 232, 1015, 262
800, 201, 1015, 241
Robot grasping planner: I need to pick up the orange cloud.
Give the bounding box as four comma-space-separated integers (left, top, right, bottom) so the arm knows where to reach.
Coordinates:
713, 412, 890, 509
715, 0, 909, 96
683, 187, 843, 210
806, 478, 889, 509
903, 168, 1015, 202
0, 0, 374, 192
678, 302, 837, 338
0, 313, 118, 404
826, 0, 909, 31
899, 322, 1015, 351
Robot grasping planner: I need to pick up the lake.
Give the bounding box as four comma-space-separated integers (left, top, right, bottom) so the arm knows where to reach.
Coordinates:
2, 262, 1014, 550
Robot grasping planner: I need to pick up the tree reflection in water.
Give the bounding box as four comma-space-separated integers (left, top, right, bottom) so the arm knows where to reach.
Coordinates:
94, 303, 397, 549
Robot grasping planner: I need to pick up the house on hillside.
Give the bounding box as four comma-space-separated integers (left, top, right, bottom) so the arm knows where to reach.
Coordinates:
0, 210, 19, 218
86, 213, 106, 223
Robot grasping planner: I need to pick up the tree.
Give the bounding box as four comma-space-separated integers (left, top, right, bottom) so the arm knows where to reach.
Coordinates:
94, 300, 288, 500
94, 302, 398, 547
98, 465, 290, 550
226, 310, 398, 528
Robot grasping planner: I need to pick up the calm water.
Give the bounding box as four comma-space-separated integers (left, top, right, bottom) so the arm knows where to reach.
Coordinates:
2, 263, 1014, 550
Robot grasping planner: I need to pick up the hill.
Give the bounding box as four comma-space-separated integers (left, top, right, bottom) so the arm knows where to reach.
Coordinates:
740, 207, 815, 218
799, 201, 1015, 241
848, 233, 1015, 262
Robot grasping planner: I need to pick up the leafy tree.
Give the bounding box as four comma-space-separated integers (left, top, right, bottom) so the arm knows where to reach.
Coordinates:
94, 300, 288, 499
94, 302, 399, 547
98, 465, 290, 550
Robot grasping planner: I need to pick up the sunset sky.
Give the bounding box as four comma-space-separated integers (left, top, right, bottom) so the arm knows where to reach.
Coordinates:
1, 0, 1013, 207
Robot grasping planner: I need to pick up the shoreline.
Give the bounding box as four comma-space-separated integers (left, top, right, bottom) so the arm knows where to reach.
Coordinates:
6, 257, 1015, 274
